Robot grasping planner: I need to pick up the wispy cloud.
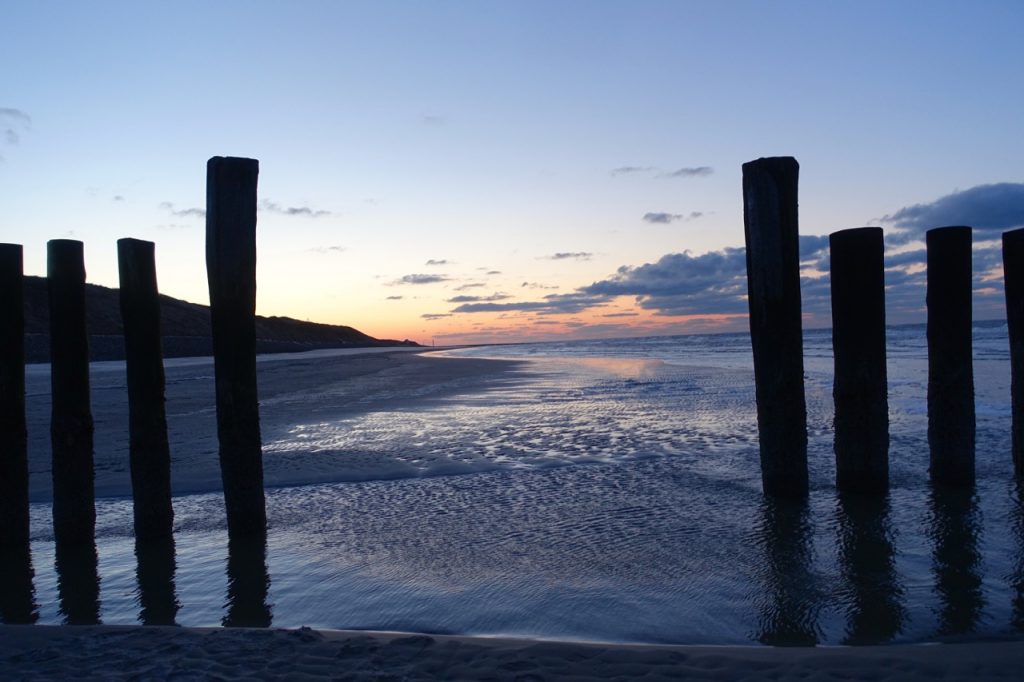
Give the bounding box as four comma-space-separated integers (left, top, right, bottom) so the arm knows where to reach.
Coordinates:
881, 183, 1024, 245
308, 245, 346, 254
522, 282, 558, 290
455, 282, 486, 291
422, 313, 452, 320
1, 108, 31, 159
544, 252, 593, 261
425, 259, 450, 266
421, 114, 446, 126
452, 292, 608, 315
446, 293, 511, 303
113, 195, 125, 202
159, 201, 205, 218
392, 273, 450, 285
661, 166, 713, 178
261, 200, 331, 218
610, 166, 655, 176
386, 295, 404, 300
642, 211, 704, 224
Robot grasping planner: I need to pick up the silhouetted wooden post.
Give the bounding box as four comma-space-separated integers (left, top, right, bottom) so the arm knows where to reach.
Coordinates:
1004, 227, 1024, 477
830, 227, 889, 494
206, 156, 266, 538
47, 239, 96, 545
0, 244, 29, 548
118, 238, 174, 540
927, 226, 975, 487
742, 157, 808, 498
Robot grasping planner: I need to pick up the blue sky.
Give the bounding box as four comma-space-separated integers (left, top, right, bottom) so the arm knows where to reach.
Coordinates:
2, 1, 1023, 343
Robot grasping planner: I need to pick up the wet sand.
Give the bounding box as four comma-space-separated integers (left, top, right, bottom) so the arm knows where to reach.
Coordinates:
24, 348, 523, 501
1, 624, 1022, 680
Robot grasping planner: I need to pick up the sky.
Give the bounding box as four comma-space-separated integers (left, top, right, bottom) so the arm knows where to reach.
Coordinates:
2, 1, 1023, 345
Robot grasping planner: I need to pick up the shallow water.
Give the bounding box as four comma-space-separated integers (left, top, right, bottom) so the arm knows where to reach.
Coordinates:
4, 322, 1024, 645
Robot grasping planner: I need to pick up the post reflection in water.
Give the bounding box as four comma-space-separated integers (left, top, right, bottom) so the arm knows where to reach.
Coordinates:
1010, 481, 1024, 632
928, 485, 984, 637
223, 535, 272, 628
835, 493, 904, 644
55, 540, 101, 625
0, 544, 38, 624
753, 498, 821, 645
134, 537, 179, 626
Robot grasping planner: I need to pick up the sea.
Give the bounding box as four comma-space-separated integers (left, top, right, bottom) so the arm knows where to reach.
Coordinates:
3, 320, 1024, 646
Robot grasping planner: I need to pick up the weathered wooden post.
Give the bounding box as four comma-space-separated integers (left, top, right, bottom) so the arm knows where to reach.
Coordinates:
830, 227, 889, 494
206, 156, 267, 538
0, 244, 29, 548
118, 238, 174, 540
47, 239, 96, 545
1004, 227, 1024, 477
742, 157, 808, 498
926, 226, 975, 487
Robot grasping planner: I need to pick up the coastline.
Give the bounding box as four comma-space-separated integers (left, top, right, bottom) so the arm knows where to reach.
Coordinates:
2, 624, 1023, 680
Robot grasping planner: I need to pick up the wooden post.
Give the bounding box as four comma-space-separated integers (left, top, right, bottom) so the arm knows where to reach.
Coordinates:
1004, 227, 1024, 477
206, 156, 266, 538
118, 238, 174, 540
0, 244, 29, 548
830, 227, 889, 494
135, 538, 179, 625
926, 226, 975, 487
47, 239, 96, 546
742, 157, 808, 498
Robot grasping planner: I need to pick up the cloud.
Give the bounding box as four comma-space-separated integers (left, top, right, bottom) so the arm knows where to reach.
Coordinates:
454, 282, 486, 291
5, 129, 18, 145
386, 295, 404, 300
422, 313, 452, 320
545, 252, 593, 261
308, 245, 346, 254
446, 293, 511, 303
0, 108, 30, 126
261, 200, 331, 218
113, 195, 125, 202
1, 108, 31, 158
421, 114, 445, 126
425, 259, 450, 266
522, 282, 558, 289
611, 166, 655, 176
159, 201, 205, 219
392, 273, 450, 285
581, 248, 749, 316
452, 292, 608, 315
602, 312, 639, 318
643, 211, 704, 224
882, 183, 1024, 244
662, 166, 713, 178
485, 270, 501, 275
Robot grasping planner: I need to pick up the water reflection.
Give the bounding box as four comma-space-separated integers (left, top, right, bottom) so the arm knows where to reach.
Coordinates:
55, 540, 100, 625
223, 535, 272, 627
135, 537, 179, 626
928, 486, 984, 636
1010, 481, 1024, 632
0, 544, 38, 624
753, 498, 821, 645
835, 493, 904, 643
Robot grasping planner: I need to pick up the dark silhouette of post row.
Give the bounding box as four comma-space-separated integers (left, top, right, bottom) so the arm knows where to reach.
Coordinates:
742, 157, 808, 498
206, 156, 267, 538
47, 239, 96, 545
926, 226, 975, 487
830, 227, 889, 494
0, 244, 29, 548
118, 238, 174, 540
1004, 227, 1024, 477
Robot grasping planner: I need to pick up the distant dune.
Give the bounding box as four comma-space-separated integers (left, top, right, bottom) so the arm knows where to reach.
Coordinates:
22, 276, 418, 362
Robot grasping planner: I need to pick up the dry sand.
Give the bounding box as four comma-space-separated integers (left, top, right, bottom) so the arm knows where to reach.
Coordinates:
1, 625, 1023, 681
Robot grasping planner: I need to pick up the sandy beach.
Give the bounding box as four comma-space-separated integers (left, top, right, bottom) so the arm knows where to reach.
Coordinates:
1, 624, 1022, 680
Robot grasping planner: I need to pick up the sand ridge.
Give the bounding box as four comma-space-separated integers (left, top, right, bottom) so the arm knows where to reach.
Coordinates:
1, 625, 1023, 680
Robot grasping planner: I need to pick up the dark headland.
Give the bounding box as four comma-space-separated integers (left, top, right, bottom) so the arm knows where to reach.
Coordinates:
22, 275, 419, 363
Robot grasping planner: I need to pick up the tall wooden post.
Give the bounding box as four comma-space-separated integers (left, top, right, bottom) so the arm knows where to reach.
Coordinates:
118, 238, 174, 540
926, 226, 975, 487
830, 227, 889, 494
0, 244, 29, 548
742, 157, 808, 498
1004, 227, 1024, 477
47, 239, 96, 545
206, 156, 266, 538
